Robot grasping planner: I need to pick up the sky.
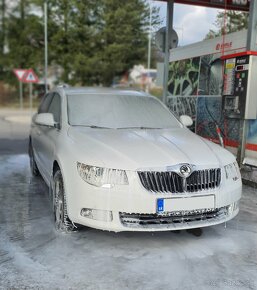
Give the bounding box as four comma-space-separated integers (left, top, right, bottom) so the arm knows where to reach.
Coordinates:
154, 2, 222, 46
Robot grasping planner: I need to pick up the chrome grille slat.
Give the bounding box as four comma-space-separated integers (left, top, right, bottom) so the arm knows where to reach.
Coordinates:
171, 173, 176, 193
167, 172, 172, 192
148, 172, 156, 192
204, 170, 207, 190
138, 168, 221, 194
163, 172, 168, 192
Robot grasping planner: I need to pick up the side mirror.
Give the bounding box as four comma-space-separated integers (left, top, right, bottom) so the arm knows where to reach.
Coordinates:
35, 113, 55, 127
179, 115, 193, 127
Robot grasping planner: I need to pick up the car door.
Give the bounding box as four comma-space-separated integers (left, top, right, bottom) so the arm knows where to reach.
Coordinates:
32, 93, 54, 174
38, 93, 62, 182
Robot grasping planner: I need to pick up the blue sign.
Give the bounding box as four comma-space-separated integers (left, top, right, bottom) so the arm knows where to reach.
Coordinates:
157, 199, 164, 212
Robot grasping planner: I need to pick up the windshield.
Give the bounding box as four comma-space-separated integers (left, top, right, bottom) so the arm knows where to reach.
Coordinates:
67, 93, 181, 129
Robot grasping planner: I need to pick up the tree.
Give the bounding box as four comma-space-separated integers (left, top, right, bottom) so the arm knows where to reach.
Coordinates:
3, 0, 44, 84
72, 0, 160, 86
1, 0, 160, 86
205, 11, 248, 39
0, 0, 6, 79
0, 0, 5, 53
51, 0, 104, 84
95, 0, 158, 85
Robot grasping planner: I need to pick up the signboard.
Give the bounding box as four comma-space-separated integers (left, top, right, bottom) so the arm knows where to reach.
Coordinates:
13, 68, 39, 110
13, 69, 27, 82
23, 69, 39, 83
159, 0, 250, 11
223, 58, 236, 95
155, 27, 179, 52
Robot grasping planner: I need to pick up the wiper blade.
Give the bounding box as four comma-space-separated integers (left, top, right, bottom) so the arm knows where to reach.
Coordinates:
117, 126, 162, 130
89, 125, 111, 129
73, 125, 111, 129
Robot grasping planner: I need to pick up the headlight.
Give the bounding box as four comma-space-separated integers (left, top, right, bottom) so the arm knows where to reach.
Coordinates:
224, 162, 240, 181
77, 162, 129, 187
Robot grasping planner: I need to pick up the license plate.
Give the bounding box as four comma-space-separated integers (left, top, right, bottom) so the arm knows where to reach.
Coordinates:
157, 195, 215, 213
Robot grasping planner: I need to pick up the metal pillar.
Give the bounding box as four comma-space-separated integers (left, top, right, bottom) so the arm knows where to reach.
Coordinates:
146, 1, 152, 93
247, 0, 257, 51
238, 1, 257, 166
44, 1, 48, 94
238, 119, 248, 166
162, 0, 174, 105
29, 83, 33, 116
19, 81, 23, 110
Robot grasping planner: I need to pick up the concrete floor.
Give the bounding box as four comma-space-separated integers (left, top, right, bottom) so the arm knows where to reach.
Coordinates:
0, 109, 257, 290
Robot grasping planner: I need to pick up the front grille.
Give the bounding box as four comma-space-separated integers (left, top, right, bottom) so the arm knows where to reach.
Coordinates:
138, 168, 221, 194
120, 206, 228, 227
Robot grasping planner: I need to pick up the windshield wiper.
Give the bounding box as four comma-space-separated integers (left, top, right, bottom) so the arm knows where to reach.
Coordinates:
116, 126, 162, 130
74, 125, 163, 129
73, 125, 111, 129
89, 125, 111, 129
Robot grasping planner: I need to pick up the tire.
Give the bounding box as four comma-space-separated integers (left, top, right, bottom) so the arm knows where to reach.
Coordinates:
52, 169, 76, 233
29, 141, 40, 177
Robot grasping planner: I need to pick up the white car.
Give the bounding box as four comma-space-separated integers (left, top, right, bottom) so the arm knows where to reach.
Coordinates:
29, 87, 242, 232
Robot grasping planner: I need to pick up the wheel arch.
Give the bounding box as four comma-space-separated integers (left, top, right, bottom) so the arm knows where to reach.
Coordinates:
53, 160, 60, 176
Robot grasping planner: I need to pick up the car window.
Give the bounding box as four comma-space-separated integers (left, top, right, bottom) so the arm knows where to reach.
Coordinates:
47, 93, 61, 124
38, 93, 54, 113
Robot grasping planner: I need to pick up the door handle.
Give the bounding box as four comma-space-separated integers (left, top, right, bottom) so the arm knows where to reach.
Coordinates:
36, 130, 41, 136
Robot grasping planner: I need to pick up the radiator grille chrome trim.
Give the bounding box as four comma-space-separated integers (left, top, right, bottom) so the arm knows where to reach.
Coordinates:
120, 206, 228, 227
138, 168, 221, 194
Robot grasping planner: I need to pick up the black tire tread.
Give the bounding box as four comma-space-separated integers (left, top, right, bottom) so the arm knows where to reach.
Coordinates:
53, 170, 77, 233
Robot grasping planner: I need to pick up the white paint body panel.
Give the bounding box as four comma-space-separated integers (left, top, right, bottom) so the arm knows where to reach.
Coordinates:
30, 88, 242, 232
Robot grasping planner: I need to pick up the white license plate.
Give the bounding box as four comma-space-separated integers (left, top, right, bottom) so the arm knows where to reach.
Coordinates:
157, 195, 215, 212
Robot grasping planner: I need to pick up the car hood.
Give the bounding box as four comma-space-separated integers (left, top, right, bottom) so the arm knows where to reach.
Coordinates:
67, 126, 235, 171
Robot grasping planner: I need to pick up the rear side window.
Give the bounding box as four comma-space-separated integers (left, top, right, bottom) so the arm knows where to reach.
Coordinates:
47, 93, 61, 123
38, 93, 54, 113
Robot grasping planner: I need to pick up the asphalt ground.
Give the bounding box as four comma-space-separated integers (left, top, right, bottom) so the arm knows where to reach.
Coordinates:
0, 109, 31, 155
0, 109, 256, 290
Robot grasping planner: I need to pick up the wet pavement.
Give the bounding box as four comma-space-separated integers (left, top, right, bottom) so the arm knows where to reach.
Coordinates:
0, 155, 256, 290
0, 110, 257, 289
0, 109, 31, 155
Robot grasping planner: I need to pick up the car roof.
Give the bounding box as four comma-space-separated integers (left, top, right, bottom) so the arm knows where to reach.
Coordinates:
56, 86, 151, 98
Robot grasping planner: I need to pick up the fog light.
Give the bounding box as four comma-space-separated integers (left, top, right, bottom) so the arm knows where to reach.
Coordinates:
80, 208, 113, 222
233, 201, 239, 211
227, 201, 239, 215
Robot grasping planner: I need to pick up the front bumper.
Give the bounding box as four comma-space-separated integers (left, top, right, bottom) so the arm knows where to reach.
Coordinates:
64, 165, 242, 232
119, 203, 239, 231
72, 202, 239, 232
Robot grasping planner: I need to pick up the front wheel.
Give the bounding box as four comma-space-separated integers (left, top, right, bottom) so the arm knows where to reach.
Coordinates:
52, 169, 76, 233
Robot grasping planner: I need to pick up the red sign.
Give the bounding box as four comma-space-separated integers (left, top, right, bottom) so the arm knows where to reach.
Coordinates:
159, 0, 250, 11
216, 41, 233, 51
23, 69, 39, 83
13, 69, 27, 82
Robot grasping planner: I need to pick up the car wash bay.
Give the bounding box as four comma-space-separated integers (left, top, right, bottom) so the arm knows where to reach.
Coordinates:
0, 110, 257, 289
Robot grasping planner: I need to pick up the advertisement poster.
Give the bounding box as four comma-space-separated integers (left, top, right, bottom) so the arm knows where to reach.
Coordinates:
167, 53, 256, 152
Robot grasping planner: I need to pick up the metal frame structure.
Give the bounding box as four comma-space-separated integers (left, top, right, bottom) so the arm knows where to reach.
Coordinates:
239, 0, 257, 165
159, 0, 250, 11
163, 0, 174, 104
44, 0, 48, 94
161, 0, 257, 166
